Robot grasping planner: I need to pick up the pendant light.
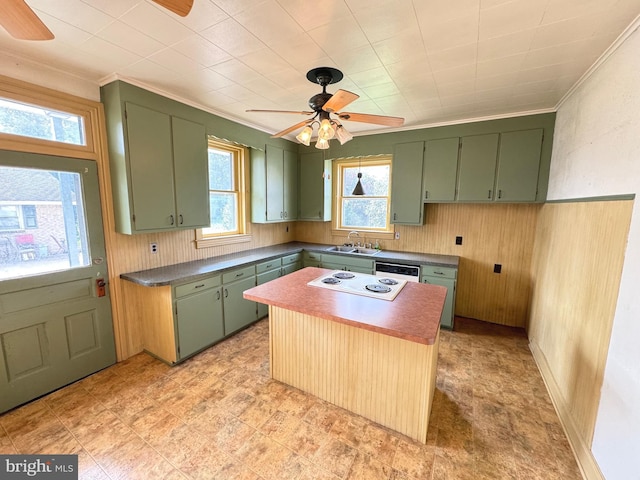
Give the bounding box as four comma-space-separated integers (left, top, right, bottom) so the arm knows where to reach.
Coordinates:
352, 158, 365, 196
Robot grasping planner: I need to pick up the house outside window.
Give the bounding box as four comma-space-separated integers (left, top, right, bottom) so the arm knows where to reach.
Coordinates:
333, 156, 394, 239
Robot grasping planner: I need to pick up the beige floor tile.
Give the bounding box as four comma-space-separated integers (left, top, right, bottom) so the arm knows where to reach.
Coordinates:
0, 317, 583, 480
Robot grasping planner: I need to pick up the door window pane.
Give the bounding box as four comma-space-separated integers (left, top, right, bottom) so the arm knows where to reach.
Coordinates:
0, 97, 85, 146
0, 166, 90, 280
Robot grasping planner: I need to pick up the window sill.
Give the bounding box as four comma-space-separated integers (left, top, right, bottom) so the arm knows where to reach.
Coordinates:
331, 229, 395, 242
195, 234, 252, 249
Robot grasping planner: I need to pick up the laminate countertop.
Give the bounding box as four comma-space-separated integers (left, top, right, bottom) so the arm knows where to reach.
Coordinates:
120, 242, 459, 287
243, 267, 446, 345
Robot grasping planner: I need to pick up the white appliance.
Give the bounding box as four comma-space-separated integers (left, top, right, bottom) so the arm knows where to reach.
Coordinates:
307, 270, 408, 301
374, 261, 420, 283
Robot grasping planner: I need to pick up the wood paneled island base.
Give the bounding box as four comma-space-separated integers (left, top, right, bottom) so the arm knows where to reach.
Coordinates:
243, 267, 446, 443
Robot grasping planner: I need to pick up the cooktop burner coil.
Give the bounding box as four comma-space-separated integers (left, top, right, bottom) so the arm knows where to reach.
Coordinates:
333, 271, 355, 279
322, 277, 341, 284
365, 284, 392, 293
378, 278, 399, 285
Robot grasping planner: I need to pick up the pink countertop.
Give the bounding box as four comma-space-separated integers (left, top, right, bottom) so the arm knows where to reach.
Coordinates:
243, 267, 447, 345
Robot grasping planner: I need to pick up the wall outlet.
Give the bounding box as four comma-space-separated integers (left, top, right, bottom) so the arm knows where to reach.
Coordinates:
456, 236, 463, 245
394, 232, 400, 240
494, 264, 502, 273
150, 243, 158, 254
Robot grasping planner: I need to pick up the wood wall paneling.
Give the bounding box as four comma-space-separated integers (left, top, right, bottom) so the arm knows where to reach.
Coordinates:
528, 200, 632, 479
297, 203, 540, 327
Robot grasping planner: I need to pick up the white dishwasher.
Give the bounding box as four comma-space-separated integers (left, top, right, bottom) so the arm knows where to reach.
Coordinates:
374, 261, 420, 282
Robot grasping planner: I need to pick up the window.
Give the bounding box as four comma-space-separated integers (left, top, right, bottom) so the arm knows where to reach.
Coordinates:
0, 165, 90, 280
0, 97, 85, 146
333, 157, 393, 236
196, 139, 250, 246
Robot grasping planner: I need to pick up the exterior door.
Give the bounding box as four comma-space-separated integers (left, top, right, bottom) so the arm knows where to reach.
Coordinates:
0, 150, 115, 413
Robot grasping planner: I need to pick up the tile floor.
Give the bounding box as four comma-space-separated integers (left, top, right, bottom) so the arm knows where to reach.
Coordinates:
0, 317, 583, 479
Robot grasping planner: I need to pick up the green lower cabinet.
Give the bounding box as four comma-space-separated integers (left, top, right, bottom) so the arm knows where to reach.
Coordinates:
176, 286, 224, 360
257, 268, 281, 318
282, 261, 301, 275
421, 265, 457, 330
303, 251, 322, 267
321, 254, 374, 274
222, 266, 258, 335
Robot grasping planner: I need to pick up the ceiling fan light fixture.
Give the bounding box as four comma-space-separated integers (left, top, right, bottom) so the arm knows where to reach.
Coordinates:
315, 137, 330, 150
335, 124, 353, 145
318, 118, 335, 140
296, 125, 313, 146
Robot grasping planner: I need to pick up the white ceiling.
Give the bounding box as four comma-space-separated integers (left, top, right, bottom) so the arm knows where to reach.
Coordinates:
1, 0, 639, 139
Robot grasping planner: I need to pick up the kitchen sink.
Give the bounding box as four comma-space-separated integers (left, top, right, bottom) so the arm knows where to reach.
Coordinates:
325, 246, 381, 256
326, 246, 357, 253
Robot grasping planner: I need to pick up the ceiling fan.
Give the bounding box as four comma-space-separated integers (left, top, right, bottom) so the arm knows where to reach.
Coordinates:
0, 0, 194, 41
247, 67, 404, 149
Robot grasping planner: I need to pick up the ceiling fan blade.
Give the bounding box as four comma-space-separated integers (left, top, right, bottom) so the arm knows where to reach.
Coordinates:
0, 0, 54, 40
337, 112, 404, 127
322, 89, 359, 113
152, 0, 194, 17
271, 120, 312, 138
247, 109, 315, 115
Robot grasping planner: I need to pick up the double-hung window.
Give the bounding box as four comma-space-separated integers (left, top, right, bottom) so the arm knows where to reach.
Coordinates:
333, 156, 393, 237
197, 139, 250, 246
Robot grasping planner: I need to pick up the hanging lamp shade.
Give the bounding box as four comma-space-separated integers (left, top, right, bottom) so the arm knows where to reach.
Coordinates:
352, 172, 365, 195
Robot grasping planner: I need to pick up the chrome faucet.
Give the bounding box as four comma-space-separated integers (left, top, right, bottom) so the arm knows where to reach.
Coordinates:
346, 231, 359, 247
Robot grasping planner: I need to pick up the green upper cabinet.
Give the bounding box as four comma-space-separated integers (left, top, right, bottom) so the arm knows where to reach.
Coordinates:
171, 116, 211, 227
102, 98, 210, 234
495, 129, 544, 202
391, 141, 425, 225
423, 137, 459, 202
456, 133, 500, 202
252, 145, 298, 223
299, 151, 332, 221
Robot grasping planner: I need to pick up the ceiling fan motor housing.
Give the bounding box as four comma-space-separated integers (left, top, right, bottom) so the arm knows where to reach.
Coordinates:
308, 92, 333, 112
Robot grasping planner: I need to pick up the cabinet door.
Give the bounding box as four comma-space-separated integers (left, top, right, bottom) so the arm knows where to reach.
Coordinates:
299, 152, 331, 220
223, 276, 258, 335
421, 276, 455, 329
172, 116, 210, 228
125, 102, 176, 230
283, 149, 298, 220
282, 262, 301, 275
457, 134, 499, 202
391, 142, 424, 224
176, 288, 224, 359
495, 129, 543, 202
423, 137, 459, 202
257, 269, 281, 318
266, 145, 285, 221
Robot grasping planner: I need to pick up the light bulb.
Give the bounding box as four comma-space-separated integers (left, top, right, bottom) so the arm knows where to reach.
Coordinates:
296, 125, 313, 146
318, 118, 335, 140
315, 137, 330, 149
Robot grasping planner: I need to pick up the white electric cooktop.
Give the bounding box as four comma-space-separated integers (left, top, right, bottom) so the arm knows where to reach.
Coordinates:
307, 270, 408, 301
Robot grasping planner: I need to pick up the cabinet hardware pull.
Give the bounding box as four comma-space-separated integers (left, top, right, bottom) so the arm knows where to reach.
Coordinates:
284, 211, 288, 218
498, 190, 502, 199
425, 190, 428, 199
280, 211, 283, 218
393, 213, 397, 221
169, 214, 174, 225
216, 290, 221, 300
236, 272, 244, 277
434, 272, 445, 275
488, 190, 492, 199
179, 214, 183, 224
224, 289, 228, 298
194, 283, 205, 288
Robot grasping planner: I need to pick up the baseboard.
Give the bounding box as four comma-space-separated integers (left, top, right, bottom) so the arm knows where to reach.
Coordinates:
529, 341, 605, 480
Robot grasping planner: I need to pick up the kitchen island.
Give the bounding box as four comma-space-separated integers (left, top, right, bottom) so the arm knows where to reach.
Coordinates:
243, 267, 447, 443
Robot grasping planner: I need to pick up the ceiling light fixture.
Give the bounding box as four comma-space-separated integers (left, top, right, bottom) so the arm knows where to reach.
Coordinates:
293, 115, 353, 149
